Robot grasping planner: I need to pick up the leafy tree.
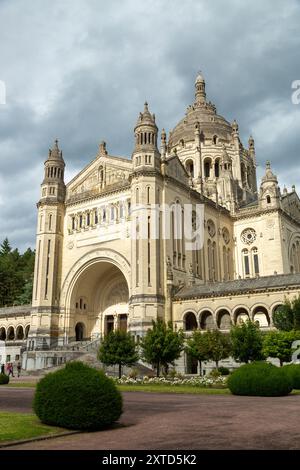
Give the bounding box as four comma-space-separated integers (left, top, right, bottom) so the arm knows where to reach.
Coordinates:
140, 319, 184, 377
263, 330, 300, 366
185, 330, 209, 376
98, 330, 138, 379
15, 275, 34, 305
0, 239, 35, 307
273, 297, 300, 331
230, 320, 264, 363
204, 329, 231, 369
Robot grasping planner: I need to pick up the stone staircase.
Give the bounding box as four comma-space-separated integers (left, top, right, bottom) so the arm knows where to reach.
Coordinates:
23, 338, 154, 378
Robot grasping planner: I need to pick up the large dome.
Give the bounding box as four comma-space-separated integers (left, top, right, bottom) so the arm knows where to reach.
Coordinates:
168, 75, 233, 148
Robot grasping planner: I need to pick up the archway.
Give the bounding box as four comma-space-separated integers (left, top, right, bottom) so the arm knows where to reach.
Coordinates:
185, 159, 194, 178
75, 322, 85, 341
252, 306, 270, 327
184, 312, 198, 331
234, 308, 249, 324
200, 311, 215, 330
217, 310, 231, 329
67, 257, 130, 341
6, 326, 15, 341
0, 327, 6, 341
25, 325, 30, 339
16, 325, 24, 340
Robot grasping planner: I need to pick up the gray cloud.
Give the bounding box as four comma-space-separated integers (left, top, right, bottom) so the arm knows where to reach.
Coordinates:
0, 0, 300, 251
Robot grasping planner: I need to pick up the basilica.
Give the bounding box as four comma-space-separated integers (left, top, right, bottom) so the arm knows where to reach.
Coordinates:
1, 73, 300, 372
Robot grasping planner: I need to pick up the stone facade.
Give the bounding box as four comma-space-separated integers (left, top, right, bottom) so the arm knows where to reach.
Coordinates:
1, 73, 300, 371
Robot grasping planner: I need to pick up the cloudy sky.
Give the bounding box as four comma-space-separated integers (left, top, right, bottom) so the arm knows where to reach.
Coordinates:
0, 0, 300, 251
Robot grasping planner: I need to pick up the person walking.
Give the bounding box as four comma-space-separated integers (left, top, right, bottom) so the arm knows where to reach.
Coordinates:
17, 362, 21, 378
0, 364, 4, 375
7, 363, 14, 377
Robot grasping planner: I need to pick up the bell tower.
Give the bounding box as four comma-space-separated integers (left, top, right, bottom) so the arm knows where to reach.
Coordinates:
29, 140, 66, 352
130, 103, 164, 338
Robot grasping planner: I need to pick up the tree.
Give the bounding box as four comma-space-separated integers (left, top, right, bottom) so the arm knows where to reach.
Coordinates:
204, 329, 231, 369
273, 297, 300, 331
98, 330, 138, 378
0, 238, 11, 256
0, 239, 35, 307
263, 330, 300, 366
140, 319, 184, 377
185, 331, 209, 376
230, 320, 264, 363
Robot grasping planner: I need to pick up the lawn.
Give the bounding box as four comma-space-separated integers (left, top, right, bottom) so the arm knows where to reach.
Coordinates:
6, 382, 37, 388
0, 411, 66, 443
118, 384, 230, 394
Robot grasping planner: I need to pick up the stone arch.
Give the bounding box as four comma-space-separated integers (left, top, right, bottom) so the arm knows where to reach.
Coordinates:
199, 310, 215, 330
25, 325, 30, 339
6, 326, 15, 341
203, 157, 212, 179
0, 327, 6, 341
183, 311, 198, 331
185, 159, 194, 178
233, 306, 250, 325
61, 248, 131, 309
216, 309, 232, 330
16, 325, 24, 340
252, 306, 270, 327
61, 249, 130, 341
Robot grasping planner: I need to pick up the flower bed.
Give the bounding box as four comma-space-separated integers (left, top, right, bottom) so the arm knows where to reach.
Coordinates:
114, 375, 228, 388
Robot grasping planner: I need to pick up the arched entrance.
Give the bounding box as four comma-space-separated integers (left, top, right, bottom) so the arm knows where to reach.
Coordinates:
65, 255, 130, 341
75, 322, 85, 341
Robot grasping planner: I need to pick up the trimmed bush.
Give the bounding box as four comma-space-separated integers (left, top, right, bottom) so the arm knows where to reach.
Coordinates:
0, 373, 9, 385
218, 366, 230, 376
228, 361, 292, 397
33, 361, 123, 430
283, 364, 300, 389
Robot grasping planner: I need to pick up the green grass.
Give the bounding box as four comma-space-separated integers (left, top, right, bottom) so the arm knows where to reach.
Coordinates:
0, 412, 66, 443
5, 382, 37, 388
117, 384, 230, 394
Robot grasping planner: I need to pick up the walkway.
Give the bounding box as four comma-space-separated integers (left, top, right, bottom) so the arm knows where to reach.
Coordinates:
1, 388, 300, 449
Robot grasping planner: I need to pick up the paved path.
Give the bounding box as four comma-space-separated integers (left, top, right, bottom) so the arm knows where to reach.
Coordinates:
1, 388, 300, 449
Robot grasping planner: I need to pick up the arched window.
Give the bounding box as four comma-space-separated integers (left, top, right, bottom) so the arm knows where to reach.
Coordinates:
204, 159, 211, 178
213, 135, 218, 145
185, 159, 194, 178
48, 214, 52, 231
136, 187, 139, 204
212, 241, 217, 281
242, 249, 250, 277
207, 239, 212, 280
266, 195, 271, 204
110, 206, 115, 221
214, 159, 220, 178
147, 186, 151, 204
252, 247, 259, 275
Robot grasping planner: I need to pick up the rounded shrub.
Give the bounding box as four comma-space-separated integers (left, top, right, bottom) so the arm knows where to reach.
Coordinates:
228, 361, 292, 397
0, 373, 9, 385
33, 361, 123, 430
283, 364, 300, 389
218, 366, 230, 376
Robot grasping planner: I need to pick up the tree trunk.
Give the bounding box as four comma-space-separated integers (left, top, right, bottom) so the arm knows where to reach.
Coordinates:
199, 360, 202, 377
118, 363, 122, 379
280, 359, 283, 367
157, 361, 160, 377
216, 360, 219, 370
